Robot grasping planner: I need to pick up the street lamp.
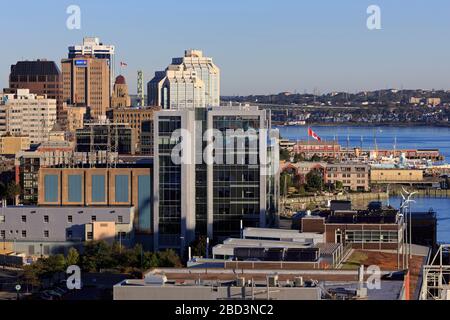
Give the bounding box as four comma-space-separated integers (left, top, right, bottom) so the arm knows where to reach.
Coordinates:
400, 194, 409, 269
400, 188, 417, 263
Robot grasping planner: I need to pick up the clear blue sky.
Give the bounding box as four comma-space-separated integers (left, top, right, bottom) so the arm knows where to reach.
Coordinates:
1, 0, 450, 95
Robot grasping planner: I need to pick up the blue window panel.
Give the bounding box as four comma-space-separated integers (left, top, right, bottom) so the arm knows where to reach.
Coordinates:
44, 175, 59, 203
138, 175, 152, 231
91, 175, 106, 203
68, 175, 82, 203
115, 175, 129, 203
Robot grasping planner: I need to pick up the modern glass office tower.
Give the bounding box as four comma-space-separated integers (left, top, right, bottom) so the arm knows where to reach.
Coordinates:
147, 50, 220, 109
153, 106, 279, 252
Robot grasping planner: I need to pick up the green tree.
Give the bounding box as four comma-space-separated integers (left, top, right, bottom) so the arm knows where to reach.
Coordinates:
306, 170, 323, 191
5, 182, 20, 204
298, 184, 306, 195
335, 181, 344, 190
81, 241, 113, 271
66, 247, 80, 266
142, 252, 160, 270
43, 254, 66, 274
128, 244, 144, 268
22, 263, 44, 289
293, 153, 305, 163
189, 236, 207, 258
0, 182, 6, 200
280, 149, 291, 161
310, 154, 321, 162
280, 173, 293, 196
157, 249, 183, 268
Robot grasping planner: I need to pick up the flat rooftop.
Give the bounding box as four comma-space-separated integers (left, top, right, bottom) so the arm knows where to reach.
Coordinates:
341, 248, 430, 299
115, 268, 407, 300
140, 268, 395, 283
212, 238, 319, 257
243, 227, 323, 239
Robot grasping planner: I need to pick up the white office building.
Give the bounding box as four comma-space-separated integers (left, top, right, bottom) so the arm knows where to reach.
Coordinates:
148, 49, 220, 109
153, 105, 279, 252
0, 89, 57, 144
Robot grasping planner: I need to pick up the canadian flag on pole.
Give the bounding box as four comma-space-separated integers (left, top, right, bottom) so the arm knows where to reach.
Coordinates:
308, 128, 322, 141
120, 61, 128, 67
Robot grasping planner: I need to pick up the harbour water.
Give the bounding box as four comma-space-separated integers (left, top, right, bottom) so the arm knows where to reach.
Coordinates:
276, 125, 450, 161
387, 197, 450, 244
277, 125, 450, 243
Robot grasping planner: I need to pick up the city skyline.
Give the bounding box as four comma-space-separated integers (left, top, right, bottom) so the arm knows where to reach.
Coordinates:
0, 1, 449, 304
2, 0, 450, 96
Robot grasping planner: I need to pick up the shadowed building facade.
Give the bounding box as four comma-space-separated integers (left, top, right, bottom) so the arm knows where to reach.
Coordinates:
107, 107, 160, 154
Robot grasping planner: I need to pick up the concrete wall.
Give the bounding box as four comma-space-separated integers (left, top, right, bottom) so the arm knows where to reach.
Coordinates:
371, 169, 424, 183
0, 136, 30, 155
0, 206, 134, 243
113, 283, 321, 300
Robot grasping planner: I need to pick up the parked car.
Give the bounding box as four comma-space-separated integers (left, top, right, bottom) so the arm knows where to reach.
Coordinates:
39, 292, 55, 301
52, 286, 68, 295
41, 290, 62, 300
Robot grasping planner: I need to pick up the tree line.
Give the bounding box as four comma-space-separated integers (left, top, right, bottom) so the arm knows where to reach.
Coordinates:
22, 241, 183, 289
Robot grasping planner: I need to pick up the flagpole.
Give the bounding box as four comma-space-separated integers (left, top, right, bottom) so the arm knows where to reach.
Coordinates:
307, 126, 310, 160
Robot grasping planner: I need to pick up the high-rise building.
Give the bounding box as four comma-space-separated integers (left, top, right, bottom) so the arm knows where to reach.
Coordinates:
107, 107, 160, 153
9, 60, 63, 119
110, 75, 131, 108
0, 89, 57, 144
68, 37, 115, 96
75, 120, 135, 155
153, 106, 279, 252
148, 49, 220, 109
147, 71, 165, 107
61, 56, 110, 118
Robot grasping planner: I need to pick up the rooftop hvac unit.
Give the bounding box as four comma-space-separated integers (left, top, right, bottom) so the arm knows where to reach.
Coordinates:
144, 274, 167, 286
294, 277, 304, 287
267, 275, 279, 287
